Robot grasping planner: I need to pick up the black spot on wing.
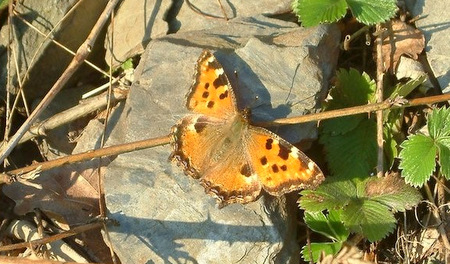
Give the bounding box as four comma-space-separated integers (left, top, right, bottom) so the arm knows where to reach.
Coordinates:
240, 164, 252, 177
194, 122, 207, 133
219, 90, 228, 99
260, 156, 267, 165
207, 101, 214, 108
278, 144, 291, 160
265, 139, 273, 150
271, 164, 279, 173
205, 82, 210, 89
213, 74, 227, 88
202, 91, 209, 98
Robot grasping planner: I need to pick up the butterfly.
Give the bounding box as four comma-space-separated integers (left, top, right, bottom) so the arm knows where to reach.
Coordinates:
170, 50, 324, 207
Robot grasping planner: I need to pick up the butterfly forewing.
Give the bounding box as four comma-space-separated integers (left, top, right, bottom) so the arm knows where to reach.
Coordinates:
186, 50, 237, 119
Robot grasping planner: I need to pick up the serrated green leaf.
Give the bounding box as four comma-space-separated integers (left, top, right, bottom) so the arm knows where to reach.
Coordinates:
364, 175, 422, 212
399, 134, 437, 187
299, 179, 357, 211
321, 119, 377, 177
428, 107, 450, 139
302, 242, 343, 262
346, 0, 397, 25
292, 0, 348, 27
304, 210, 349, 241
436, 137, 450, 179
329, 69, 376, 107
321, 68, 376, 142
342, 199, 396, 242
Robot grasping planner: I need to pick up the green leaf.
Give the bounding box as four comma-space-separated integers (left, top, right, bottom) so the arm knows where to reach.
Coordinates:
304, 210, 349, 241
121, 58, 134, 70
364, 174, 422, 212
342, 199, 396, 242
436, 137, 450, 179
299, 179, 356, 212
292, 0, 348, 27
0, 0, 8, 10
301, 174, 420, 242
320, 69, 377, 177
346, 0, 397, 25
383, 127, 398, 168
321, 119, 377, 177
399, 134, 437, 187
329, 69, 376, 107
321, 69, 375, 135
302, 242, 343, 262
386, 75, 427, 100
428, 107, 450, 139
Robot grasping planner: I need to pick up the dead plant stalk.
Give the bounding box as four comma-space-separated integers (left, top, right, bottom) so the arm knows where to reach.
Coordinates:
1, 92, 450, 181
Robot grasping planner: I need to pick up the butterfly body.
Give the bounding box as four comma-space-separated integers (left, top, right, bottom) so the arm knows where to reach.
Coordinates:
170, 50, 324, 207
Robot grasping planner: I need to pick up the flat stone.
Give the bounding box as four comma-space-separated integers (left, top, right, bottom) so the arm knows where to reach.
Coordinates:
407, 0, 450, 93
104, 16, 339, 263
104, 0, 294, 68
104, 0, 171, 68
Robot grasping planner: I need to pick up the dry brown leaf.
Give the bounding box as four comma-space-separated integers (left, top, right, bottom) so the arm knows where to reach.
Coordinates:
380, 20, 425, 72
318, 244, 376, 264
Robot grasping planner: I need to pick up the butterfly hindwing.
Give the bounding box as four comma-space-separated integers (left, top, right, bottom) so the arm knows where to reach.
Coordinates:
246, 126, 325, 196
171, 114, 263, 205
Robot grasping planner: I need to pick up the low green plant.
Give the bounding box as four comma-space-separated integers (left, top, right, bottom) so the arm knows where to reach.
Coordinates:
298, 69, 425, 262
292, 0, 398, 27
399, 107, 450, 186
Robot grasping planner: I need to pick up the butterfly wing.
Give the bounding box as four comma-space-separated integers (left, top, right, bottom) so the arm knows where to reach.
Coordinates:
186, 50, 238, 119
245, 126, 325, 196
170, 114, 262, 205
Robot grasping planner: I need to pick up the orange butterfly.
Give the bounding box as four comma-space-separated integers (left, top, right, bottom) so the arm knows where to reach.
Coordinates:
170, 50, 324, 207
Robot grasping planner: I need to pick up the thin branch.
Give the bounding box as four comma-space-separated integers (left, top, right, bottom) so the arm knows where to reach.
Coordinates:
0, 256, 101, 264
185, 0, 228, 20
18, 88, 128, 145
257, 93, 450, 126
0, 0, 122, 164
375, 24, 385, 177
100, 10, 118, 264
0, 135, 171, 182
0, 222, 103, 252
1, 92, 450, 180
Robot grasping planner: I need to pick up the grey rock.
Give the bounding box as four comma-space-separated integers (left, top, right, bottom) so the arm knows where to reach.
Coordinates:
104, 0, 171, 68
407, 0, 450, 93
104, 16, 339, 263
104, 0, 293, 68
173, 0, 292, 33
